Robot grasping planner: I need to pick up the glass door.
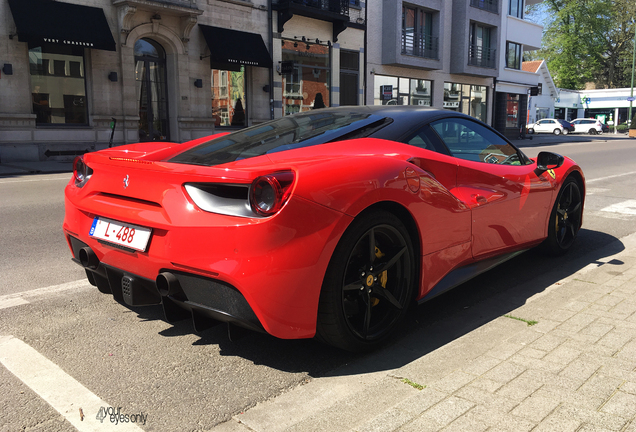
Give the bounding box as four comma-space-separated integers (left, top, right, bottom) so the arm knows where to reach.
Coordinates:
134, 38, 169, 141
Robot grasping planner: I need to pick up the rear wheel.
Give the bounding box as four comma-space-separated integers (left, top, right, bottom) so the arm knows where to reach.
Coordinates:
316, 210, 415, 352
589, 129, 597, 135
540, 176, 583, 256
553, 128, 561, 135
562, 128, 569, 135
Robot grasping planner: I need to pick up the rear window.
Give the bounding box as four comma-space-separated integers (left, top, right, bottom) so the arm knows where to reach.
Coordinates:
169, 110, 390, 166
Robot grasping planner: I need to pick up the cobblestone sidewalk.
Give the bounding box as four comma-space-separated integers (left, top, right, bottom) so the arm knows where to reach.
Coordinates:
355, 250, 636, 432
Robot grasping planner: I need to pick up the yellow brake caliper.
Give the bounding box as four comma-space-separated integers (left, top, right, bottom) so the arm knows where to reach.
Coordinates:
371, 246, 388, 307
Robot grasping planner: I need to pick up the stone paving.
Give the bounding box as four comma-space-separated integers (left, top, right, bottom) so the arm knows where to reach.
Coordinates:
353, 249, 636, 432
216, 234, 636, 432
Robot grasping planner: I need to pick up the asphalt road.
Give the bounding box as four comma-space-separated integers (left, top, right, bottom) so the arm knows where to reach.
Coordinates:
0, 137, 635, 431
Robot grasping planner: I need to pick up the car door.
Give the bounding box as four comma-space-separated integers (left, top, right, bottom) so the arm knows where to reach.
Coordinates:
429, 117, 555, 258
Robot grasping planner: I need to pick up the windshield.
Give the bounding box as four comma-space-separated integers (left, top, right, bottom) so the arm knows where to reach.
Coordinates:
169, 110, 390, 166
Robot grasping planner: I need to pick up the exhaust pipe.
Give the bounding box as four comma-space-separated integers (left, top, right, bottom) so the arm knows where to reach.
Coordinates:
78, 247, 99, 269
156, 272, 180, 297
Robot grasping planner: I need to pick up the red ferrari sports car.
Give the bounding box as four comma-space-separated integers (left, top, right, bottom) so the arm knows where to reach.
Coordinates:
63, 106, 585, 352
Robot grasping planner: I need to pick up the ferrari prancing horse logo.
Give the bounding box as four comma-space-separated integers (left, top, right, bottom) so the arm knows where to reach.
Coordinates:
123, 175, 130, 189
547, 169, 556, 179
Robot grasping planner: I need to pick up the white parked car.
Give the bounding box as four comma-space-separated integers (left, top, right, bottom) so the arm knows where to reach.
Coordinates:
570, 118, 604, 135
526, 119, 569, 135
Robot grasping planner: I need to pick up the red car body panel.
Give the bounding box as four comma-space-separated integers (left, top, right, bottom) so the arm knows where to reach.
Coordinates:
64, 125, 585, 340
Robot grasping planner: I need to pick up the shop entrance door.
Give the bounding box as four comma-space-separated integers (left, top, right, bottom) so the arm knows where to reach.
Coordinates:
134, 38, 169, 141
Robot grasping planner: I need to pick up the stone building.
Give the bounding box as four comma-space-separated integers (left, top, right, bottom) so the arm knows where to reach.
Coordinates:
0, 0, 366, 162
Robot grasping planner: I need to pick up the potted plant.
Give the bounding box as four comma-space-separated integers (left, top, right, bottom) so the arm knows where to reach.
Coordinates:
630, 113, 636, 138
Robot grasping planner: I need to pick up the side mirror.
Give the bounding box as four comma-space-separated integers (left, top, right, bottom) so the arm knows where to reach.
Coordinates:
536, 151, 564, 171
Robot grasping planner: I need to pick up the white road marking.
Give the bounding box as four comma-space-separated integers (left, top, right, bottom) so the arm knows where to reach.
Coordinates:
587, 170, 636, 184
585, 187, 610, 195
601, 199, 636, 216
0, 280, 90, 310
0, 336, 144, 431
0, 174, 70, 184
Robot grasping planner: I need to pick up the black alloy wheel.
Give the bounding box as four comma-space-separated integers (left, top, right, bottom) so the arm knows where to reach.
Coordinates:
316, 210, 415, 352
541, 176, 583, 256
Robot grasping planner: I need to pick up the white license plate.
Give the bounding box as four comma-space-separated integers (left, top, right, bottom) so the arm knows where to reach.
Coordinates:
89, 217, 152, 252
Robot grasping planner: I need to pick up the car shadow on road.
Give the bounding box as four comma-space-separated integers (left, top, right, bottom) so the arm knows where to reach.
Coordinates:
129, 228, 624, 378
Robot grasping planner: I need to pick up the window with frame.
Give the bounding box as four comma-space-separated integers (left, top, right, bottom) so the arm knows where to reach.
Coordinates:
508, 0, 523, 18
402, 5, 434, 58
29, 43, 87, 125
506, 42, 522, 69
469, 23, 495, 68
373, 75, 432, 107
431, 118, 521, 164
211, 67, 246, 127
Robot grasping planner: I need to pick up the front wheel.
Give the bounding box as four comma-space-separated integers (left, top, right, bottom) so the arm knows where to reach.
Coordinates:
528, 128, 535, 134
540, 176, 583, 256
553, 128, 562, 135
316, 210, 415, 352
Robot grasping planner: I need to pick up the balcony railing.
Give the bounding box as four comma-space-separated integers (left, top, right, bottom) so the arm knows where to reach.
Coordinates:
275, 0, 349, 17
468, 45, 496, 68
469, 0, 498, 13
401, 32, 439, 60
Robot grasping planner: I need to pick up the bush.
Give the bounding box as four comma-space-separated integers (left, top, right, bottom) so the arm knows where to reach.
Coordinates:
631, 114, 636, 130
617, 124, 629, 133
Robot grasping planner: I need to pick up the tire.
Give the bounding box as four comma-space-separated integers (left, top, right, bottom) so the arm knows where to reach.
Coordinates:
316, 210, 415, 352
562, 128, 569, 135
553, 128, 561, 135
540, 176, 583, 256
589, 129, 597, 135
528, 128, 535, 134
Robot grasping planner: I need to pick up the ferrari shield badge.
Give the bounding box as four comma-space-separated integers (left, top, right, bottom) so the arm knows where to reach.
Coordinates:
547, 169, 556, 180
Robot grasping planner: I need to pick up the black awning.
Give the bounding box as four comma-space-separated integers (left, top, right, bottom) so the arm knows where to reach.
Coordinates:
199, 25, 272, 71
8, 0, 116, 52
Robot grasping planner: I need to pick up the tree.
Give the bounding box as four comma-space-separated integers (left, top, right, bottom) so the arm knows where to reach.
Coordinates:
527, 0, 635, 89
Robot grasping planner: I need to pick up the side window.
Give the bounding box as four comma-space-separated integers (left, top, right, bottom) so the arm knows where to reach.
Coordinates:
405, 125, 451, 155
430, 118, 522, 165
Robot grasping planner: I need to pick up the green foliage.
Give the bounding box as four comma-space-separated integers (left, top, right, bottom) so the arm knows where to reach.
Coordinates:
528, 0, 636, 89
631, 113, 636, 130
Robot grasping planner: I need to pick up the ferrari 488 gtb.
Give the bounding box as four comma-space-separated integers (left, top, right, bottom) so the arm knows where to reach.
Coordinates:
64, 106, 585, 352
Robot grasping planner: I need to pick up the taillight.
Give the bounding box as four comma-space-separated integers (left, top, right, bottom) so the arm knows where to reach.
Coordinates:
249, 171, 295, 216
73, 156, 92, 187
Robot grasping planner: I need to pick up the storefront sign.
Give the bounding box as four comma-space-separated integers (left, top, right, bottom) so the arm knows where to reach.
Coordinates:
381, 85, 393, 100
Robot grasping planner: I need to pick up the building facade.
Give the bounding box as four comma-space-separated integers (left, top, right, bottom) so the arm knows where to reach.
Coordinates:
366, 0, 499, 125
492, 0, 542, 139
0, 0, 365, 162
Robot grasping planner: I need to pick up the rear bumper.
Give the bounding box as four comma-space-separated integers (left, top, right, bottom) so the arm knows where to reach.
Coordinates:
64, 193, 352, 339
70, 236, 264, 333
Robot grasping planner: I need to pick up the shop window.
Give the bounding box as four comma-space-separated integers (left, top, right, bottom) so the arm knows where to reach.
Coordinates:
506, 94, 520, 128
281, 39, 330, 115
410, 80, 432, 106
211, 67, 246, 127
444, 82, 488, 122
506, 42, 522, 69
374, 75, 432, 107
29, 43, 87, 125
